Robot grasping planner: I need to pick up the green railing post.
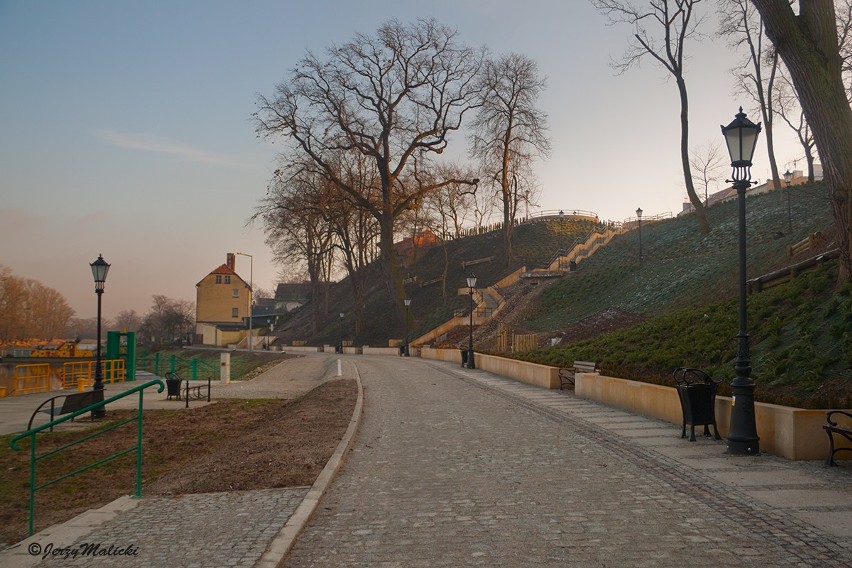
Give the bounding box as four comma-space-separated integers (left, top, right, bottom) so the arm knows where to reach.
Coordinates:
10, 379, 164, 535
169, 355, 176, 373
136, 389, 144, 497
192, 358, 198, 381
154, 352, 160, 375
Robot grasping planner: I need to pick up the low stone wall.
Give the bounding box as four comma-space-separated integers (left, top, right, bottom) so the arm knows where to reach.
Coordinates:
475, 353, 559, 389
283, 345, 322, 353
420, 346, 462, 364
362, 347, 400, 356
420, 348, 558, 389
576, 372, 849, 461
419, 348, 848, 461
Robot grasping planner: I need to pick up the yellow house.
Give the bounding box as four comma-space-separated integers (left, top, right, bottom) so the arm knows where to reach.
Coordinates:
195, 253, 252, 346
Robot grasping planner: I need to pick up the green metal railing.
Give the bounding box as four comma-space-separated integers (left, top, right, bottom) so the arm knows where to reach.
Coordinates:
9, 379, 165, 536
137, 351, 251, 380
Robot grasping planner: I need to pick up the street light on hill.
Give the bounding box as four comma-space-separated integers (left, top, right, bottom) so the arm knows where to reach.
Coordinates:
466, 274, 477, 369
90, 254, 110, 418
404, 298, 411, 356
784, 170, 793, 233
559, 210, 564, 270
721, 107, 762, 456
636, 207, 643, 261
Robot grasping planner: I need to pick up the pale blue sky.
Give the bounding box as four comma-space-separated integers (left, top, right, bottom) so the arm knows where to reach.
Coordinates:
0, 1, 803, 319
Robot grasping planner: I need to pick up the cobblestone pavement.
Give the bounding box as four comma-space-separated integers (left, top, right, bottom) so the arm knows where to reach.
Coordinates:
3, 353, 851, 567
32, 489, 309, 568
285, 356, 852, 567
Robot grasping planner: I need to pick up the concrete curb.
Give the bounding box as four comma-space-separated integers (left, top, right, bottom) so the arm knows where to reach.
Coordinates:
256, 359, 364, 568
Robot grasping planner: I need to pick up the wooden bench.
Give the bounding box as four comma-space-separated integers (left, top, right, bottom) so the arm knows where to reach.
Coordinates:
558, 361, 598, 390
824, 410, 852, 466
28, 390, 105, 431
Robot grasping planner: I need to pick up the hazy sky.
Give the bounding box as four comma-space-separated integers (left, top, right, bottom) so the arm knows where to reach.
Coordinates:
0, 1, 806, 320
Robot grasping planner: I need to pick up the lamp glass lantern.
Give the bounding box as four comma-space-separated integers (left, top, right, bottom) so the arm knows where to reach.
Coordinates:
91, 254, 110, 291
784, 170, 793, 185
721, 107, 761, 169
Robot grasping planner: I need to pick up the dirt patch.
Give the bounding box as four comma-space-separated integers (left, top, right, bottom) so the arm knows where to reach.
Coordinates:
0, 378, 357, 549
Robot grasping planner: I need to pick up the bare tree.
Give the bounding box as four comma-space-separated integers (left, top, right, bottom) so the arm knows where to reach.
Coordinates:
774, 70, 819, 182
469, 53, 551, 263
114, 309, 143, 332
255, 165, 336, 336
719, 0, 782, 187
690, 141, 725, 203
839, 0, 852, 101
140, 296, 194, 347
0, 266, 74, 341
750, 0, 852, 283
591, 0, 710, 233
255, 19, 483, 325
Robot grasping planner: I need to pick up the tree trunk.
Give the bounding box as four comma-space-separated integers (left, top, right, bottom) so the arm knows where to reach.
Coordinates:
378, 212, 407, 327
677, 77, 711, 233
751, 0, 852, 283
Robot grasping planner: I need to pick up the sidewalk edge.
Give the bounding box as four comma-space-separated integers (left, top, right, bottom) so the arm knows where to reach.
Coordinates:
256, 360, 364, 568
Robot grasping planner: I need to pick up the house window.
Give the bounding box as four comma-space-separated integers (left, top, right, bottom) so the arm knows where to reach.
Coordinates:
215, 275, 222, 284
225, 275, 231, 284
232, 308, 239, 318
232, 288, 239, 298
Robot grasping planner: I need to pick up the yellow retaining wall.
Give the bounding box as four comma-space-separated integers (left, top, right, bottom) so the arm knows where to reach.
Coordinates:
363, 347, 402, 356
420, 348, 559, 389
283, 345, 322, 352
475, 353, 560, 389
576, 373, 850, 461
420, 349, 848, 461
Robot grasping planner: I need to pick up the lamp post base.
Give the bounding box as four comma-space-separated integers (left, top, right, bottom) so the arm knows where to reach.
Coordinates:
726, 382, 760, 456
467, 348, 475, 369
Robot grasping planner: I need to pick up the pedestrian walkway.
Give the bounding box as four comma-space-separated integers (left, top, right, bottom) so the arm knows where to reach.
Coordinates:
1, 354, 850, 567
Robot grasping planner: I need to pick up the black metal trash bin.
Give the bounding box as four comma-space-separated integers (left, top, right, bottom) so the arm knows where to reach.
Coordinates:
165, 373, 182, 401
674, 368, 722, 442
460, 348, 468, 368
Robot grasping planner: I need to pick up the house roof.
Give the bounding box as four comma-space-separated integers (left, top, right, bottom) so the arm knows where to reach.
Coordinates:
275, 282, 312, 300
196, 264, 250, 288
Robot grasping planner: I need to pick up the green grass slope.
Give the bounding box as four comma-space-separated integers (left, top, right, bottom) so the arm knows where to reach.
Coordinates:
510, 183, 850, 408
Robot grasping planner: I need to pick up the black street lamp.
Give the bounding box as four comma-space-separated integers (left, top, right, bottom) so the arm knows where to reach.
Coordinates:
466, 274, 477, 369
338, 312, 344, 354
636, 207, 643, 261
404, 298, 411, 356
783, 169, 793, 234
721, 107, 762, 456
559, 210, 564, 270
90, 254, 110, 418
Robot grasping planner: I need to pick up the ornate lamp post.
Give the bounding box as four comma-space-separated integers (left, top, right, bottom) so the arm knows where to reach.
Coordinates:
636, 207, 643, 261
721, 107, 762, 456
783, 169, 793, 234
90, 254, 110, 418
338, 312, 344, 353
403, 298, 411, 356
466, 274, 477, 369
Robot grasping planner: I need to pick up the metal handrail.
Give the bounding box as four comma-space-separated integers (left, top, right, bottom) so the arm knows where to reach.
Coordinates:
10, 379, 165, 536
